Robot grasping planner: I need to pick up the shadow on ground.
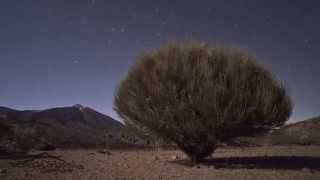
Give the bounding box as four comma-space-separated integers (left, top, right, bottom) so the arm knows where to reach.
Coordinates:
173, 156, 320, 170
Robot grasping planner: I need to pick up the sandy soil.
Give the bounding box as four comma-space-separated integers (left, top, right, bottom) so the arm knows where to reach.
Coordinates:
0, 146, 319, 180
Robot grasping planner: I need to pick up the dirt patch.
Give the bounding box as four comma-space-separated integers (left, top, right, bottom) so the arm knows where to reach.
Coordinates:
1, 146, 320, 180
10, 153, 84, 173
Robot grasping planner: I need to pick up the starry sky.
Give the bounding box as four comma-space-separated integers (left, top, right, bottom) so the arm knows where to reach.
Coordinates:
0, 0, 319, 122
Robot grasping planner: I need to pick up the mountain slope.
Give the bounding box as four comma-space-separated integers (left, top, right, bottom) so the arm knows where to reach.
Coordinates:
241, 116, 320, 146
266, 116, 320, 145
0, 105, 124, 149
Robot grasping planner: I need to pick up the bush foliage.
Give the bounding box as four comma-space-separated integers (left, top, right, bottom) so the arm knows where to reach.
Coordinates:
114, 42, 293, 162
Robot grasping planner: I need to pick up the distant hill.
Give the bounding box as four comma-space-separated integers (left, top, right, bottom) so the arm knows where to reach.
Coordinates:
240, 116, 320, 146
266, 116, 320, 145
0, 105, 124, 150
2, 105, 318, 152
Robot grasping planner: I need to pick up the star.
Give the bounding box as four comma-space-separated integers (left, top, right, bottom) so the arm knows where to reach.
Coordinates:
120, 28, 126, 33
155, 33, 161, 38
73, 60, 79, 64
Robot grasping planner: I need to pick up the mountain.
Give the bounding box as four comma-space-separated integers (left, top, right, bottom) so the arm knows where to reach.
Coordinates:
240, 116, 320, 146
266, 116, 320, 145
2, 105, 318, 151
0, 105, 124, 150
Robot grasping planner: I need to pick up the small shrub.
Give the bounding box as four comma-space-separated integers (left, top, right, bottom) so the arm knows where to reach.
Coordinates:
114, 42, 293, 163
0, 121, 14, 139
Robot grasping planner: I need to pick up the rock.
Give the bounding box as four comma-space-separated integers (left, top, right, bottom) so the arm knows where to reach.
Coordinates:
0, 168, 7, 174
0, 141, 27, 155
171, 155, 180, 160
97, 149, 112, 155
35, 142, 56, 151
153, 156, 159, 161
23, 172, 32, 177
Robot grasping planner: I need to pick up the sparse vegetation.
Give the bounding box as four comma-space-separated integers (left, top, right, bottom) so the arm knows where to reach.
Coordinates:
114, 41, 293, 163
0, 121, 13, 139
3, 146, 320, 179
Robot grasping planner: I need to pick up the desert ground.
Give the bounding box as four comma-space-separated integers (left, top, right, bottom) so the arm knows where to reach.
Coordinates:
0, 146, 319, 180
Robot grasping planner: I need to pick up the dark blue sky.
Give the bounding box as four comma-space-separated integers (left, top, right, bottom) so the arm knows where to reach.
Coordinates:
0, 0, 319, 122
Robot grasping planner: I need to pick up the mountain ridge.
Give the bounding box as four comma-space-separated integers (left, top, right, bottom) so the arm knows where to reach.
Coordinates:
240, 115, 320, 146
0, 105, 124, 150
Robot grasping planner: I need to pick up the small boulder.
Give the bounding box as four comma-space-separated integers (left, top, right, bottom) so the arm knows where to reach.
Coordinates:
97, 149, 112, 155
171, 155, 180, 160
35, 142, 56, 151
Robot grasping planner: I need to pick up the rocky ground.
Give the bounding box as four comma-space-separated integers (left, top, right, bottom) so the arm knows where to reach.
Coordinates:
0, 146, 319, 180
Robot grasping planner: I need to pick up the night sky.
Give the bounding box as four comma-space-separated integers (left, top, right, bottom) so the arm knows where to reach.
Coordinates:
0, 0, 319, 122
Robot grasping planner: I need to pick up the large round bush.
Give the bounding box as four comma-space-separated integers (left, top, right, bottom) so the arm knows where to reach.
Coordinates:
114, 42, 293, 163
